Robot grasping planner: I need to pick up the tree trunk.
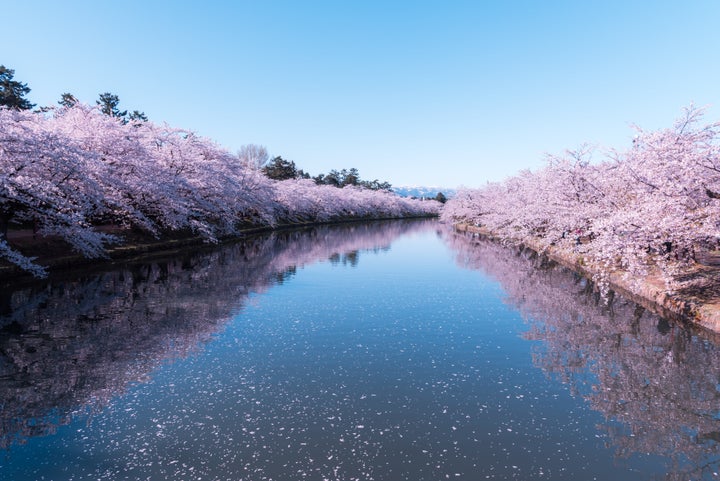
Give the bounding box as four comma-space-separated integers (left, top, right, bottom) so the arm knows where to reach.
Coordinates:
0, 212, 10, 243
706, 187, 720, 199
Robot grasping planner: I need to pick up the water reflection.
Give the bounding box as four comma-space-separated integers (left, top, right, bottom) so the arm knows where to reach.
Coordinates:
5, 220, 720, 480
444, 229, 720, 480
0, 220, 430, 450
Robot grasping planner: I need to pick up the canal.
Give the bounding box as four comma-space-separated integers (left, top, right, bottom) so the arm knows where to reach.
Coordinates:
1, 219, 718, 480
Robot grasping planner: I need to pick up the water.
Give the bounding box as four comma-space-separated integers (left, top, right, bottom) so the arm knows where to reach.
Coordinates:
1, 219, 719, 480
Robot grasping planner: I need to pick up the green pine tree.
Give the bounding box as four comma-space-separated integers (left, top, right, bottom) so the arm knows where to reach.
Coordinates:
0, 65, 35, 110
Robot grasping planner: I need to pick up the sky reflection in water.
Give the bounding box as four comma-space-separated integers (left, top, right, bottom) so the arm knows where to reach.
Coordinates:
1, 220, 718, 480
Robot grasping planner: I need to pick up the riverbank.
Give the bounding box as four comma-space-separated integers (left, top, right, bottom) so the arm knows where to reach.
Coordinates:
455, 224, 720, 334
0, 216, 437, 285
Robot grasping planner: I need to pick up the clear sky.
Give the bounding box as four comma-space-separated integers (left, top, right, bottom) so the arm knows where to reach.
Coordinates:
2, 0, 719, 188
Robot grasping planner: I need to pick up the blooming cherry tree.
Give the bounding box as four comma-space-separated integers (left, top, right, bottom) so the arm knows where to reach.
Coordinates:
442, 105, 720, 291
0, 103, 439, 276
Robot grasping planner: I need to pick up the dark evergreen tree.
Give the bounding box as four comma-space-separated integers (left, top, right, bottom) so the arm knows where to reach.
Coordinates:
359, 179, 392, 191
267, 160, 392, 191
262, 156, 299, 180
0, 65, 34, 110
435, 192, 447, 203
128, 110, 148, 123
96, 93, 147, 124
96, 92, 127, 119
58, 92, 79, 108
341, 168, 360, 186
323, 169, 342, 187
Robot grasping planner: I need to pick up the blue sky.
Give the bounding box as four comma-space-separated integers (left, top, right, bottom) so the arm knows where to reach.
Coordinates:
3, 0, 719, 188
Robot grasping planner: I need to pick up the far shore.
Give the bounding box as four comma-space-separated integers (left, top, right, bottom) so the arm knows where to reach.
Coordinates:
455, 224, 720, 335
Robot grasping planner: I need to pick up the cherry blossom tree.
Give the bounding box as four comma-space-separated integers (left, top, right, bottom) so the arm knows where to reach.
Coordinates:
442, 105, 720, 293
0, 103, 438, 276
0, 108, 118, 276
237, 144, 269, 170
592, 106, 720, 283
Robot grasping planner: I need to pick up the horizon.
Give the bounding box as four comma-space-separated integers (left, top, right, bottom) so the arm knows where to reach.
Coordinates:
3, 1, 719, 188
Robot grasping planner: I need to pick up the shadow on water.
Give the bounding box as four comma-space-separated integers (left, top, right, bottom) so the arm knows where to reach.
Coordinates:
0, 219, 431, 450
443, 229, 720, 481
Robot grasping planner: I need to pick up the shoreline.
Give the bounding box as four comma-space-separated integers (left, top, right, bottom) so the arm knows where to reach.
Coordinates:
1, 216, 436, 286
454, 224, 720, 334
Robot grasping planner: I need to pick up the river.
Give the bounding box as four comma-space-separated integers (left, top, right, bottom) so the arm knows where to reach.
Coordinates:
1, 219, 719, 480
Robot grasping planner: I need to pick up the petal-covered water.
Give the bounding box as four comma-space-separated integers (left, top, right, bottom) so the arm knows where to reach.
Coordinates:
1, 220, 718, 480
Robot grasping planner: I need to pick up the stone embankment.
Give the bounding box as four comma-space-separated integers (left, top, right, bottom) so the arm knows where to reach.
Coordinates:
455, 224, 720, 334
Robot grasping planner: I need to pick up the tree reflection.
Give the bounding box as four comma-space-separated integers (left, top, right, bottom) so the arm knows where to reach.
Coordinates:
443, 229, 720, 481
0, 219, 434, 450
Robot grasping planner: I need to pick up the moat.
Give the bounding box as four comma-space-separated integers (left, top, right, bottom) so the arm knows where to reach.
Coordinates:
1, 219, 719, 480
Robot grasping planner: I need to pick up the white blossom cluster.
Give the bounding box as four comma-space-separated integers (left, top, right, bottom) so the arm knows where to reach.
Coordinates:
442, 105, 720, 291
0, 104, 439, 276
